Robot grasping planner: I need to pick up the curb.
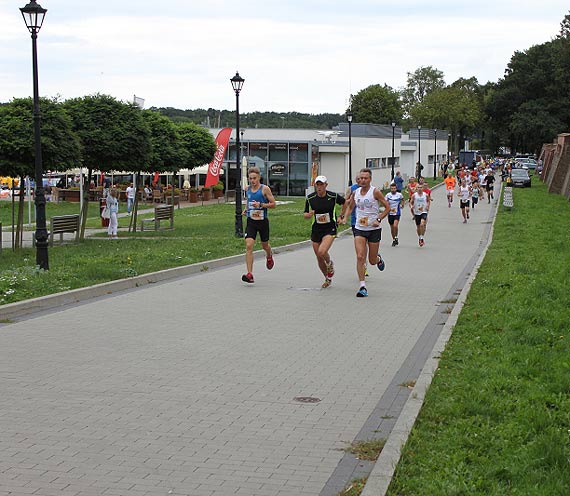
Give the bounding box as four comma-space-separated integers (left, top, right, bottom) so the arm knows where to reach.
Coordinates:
360, 184, 501, 496
1, 239, 313, 321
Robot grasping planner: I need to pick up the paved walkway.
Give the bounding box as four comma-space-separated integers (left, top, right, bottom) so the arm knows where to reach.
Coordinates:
0, 185, 498, 496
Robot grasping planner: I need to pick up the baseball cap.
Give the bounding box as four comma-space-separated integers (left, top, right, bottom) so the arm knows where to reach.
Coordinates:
315, 175, 327, 184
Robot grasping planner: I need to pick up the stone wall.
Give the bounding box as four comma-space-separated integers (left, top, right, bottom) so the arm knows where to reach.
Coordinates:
540, 133, 570, 198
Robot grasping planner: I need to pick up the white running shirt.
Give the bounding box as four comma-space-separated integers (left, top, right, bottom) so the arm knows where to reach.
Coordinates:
355, 186, 380, 231
412, 192, 428, 215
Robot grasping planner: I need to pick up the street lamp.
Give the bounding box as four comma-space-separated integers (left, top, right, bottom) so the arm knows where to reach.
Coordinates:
391, 122, 396, 181
230, 71, 244, 238
417, 125, 422, 178
433, 129, 437, 180
347, 110, 353, 186
20, 0, 48, 270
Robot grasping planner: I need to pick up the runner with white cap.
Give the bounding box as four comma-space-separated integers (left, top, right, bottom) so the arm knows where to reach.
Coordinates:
304, 176, 346, 288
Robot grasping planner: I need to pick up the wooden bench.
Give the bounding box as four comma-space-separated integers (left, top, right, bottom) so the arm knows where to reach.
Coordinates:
140, 205, 174, 231
49, 214, 80, 245
503, 186, 513, 210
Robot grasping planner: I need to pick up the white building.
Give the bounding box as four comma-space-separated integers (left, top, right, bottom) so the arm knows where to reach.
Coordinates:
204, 124, 448, 195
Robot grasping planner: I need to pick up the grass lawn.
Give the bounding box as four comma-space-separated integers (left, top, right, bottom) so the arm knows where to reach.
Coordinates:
1, 197, 349, 305
386, 178, 570, 495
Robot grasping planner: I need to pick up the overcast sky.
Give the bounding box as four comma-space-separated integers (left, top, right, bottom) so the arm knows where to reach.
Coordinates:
1, 0, 568, 114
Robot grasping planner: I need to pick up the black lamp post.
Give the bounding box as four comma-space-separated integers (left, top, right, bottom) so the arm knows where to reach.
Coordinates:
391, 122, 396, 180
20, 0, 48, 270
417, 125, 422, 178
433, 129, 437, 180
347, 110, 353, 186
230, 71, 244, 237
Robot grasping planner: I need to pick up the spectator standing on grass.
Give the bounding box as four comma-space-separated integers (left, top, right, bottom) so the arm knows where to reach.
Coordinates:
106, 188, 119, 239
394, 170, 404, 193
126, 182, 135, 214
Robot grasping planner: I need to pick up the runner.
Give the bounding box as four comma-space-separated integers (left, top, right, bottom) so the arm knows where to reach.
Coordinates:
340, 168, 390, 297
410, 183, 430, 247
407, 176, 418, 220
241, 167, 276, 283
444, 172, 456, 207
385, 182, 404, 246
458, 178, 472, 223
485, 169, 496, 203
471, 180, 481, 209
304, 176, 346, 289
345, 174, 369, 276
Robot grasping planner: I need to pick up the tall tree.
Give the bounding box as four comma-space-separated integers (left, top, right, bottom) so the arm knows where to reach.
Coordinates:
63, 94, 151, 238
401, 66, 446, 119
0, 97, 81, 247
348, 84, 403, 124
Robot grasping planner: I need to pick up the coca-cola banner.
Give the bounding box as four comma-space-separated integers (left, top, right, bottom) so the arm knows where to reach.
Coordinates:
205, 128, 232, 187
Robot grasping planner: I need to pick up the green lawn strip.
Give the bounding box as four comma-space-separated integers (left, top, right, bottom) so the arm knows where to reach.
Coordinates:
387, 179, 570, 495
1, 198, 349, 305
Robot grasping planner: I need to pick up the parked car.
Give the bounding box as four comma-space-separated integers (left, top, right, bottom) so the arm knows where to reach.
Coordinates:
510, 169, 531, 187
514, 157, 537, 170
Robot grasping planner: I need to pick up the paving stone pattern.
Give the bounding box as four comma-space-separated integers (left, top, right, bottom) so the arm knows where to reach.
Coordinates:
0, 184, 496, 496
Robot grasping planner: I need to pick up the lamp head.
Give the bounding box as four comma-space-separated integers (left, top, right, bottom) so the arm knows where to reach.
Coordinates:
347, 110, 353, 123
230, 72, 245, 94
20, 0, 47, 33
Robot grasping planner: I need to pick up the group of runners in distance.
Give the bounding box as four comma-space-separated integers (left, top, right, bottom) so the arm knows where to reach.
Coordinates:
240, 163, 496, 298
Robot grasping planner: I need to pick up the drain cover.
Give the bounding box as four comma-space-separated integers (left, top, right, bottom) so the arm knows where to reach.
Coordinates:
293, 396, 321, 403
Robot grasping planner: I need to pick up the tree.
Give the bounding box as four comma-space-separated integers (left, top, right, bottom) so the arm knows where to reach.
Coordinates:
0, 97, 81, 248
401, 66, 446, 119
485, 23, 570, 154
63, 94, 151, 238
173, 121, 217, 171
348, 84, 403, 124
410, 77, 484, 155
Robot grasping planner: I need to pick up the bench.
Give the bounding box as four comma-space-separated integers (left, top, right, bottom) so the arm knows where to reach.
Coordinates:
49, 214, 80, 245
503, 186, 514, 210
140, 205, 174, 231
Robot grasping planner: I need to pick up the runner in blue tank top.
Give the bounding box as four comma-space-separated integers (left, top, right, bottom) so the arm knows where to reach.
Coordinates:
241, 167, 276, 284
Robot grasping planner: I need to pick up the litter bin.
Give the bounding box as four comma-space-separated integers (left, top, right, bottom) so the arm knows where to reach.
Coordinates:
100, 198, 109, 227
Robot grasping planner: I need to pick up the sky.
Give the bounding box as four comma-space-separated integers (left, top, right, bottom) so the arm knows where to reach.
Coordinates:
1, 0, 568, 115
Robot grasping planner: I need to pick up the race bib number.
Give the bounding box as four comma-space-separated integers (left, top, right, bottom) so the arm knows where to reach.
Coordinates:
358, 216, 369, 227
316, 212, 331, 224
418, 206, 424, 212
250, 209, 265, 221
390, 207, 397, 214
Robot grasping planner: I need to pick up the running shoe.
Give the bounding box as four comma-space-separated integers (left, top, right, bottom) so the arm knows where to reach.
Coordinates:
266, 255, 274, 270
394, 237, 399, 246
419, 238, 425, 247
326, 260, 335, 278
241, 272, 254, 283
365, 267, 369, 277
392, 239, 397, 247
356, 287, 368, 297
463, 219, 467, 224
322, 278, 332, 289
377, 257, 385, 271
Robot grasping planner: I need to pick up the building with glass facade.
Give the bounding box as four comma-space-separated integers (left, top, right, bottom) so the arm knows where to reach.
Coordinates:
205, 125, 449, 196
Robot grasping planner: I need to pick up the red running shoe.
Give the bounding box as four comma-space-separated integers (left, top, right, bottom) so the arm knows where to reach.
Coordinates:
266, 255, 274, 270
326, 260, 335, 279
241, 272, 254, 283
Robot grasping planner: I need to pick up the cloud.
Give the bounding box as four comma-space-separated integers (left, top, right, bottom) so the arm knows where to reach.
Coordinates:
1, 1, 567, 113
